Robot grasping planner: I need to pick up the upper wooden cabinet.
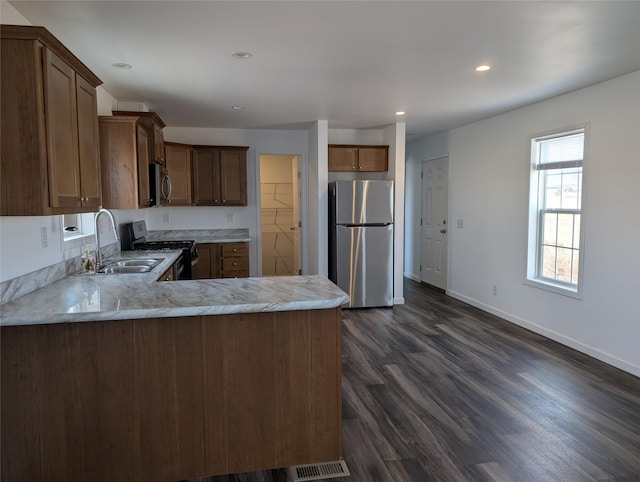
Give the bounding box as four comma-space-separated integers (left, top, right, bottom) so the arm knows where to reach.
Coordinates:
0, 25, 102, 215
163, 142, 192, 206
99, 116, 152, 209
328, 144, 388, 172
113, 111, 165, 164
192, 146, 248, 206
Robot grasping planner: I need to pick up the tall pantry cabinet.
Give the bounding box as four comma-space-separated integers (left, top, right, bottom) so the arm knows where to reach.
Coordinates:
0, 25, 102, 215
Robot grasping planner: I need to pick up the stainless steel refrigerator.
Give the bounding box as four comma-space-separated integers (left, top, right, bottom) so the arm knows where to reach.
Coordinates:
329, 180, 394, 308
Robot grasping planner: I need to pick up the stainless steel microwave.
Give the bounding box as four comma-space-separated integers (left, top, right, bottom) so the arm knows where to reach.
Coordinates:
149, 163, 172, 207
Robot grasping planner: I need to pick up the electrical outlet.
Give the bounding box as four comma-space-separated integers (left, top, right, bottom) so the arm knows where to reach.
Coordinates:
492, 285, 498, 296
40, 226, 48, 248
162, 213, 170, 223
227, 212, 234, 224
457, 219, 464, 229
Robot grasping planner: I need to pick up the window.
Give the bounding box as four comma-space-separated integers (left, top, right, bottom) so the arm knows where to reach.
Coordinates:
62, 213, 95, 242
526, 128, 586, 297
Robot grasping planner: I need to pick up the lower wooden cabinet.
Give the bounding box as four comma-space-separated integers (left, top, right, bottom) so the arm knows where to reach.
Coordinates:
1, 309, 342, 481
194, 242, 249, 279
157, 264, 175, 281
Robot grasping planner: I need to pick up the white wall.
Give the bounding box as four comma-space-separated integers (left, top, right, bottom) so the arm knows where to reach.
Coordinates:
405, 71, 640, 376
0, 0, 30, 24
307, 121, 329, 276
384, 122, 406, 304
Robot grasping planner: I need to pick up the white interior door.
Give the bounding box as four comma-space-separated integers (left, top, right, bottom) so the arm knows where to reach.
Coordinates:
421, 157, 449, 290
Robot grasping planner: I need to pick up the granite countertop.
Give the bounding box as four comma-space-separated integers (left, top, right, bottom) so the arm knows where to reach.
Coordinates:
147, 228, 251, 244
0, 249, 349, 327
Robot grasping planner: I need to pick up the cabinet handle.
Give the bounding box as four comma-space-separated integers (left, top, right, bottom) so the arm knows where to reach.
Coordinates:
232, 248, 237, 252
233, 262, 238, 266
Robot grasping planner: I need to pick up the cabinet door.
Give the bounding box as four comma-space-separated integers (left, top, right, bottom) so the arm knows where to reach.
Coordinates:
328, 146, 357, 172
44, 49, 81, 208
136, 125, 151, 207
76, 75, 101, 209
153, 122, 164, 164
164, 143, 192, 206
193, 244, 222, 279
193, 244, 211, 279
192, 148, 220, 206
219, 149, 247, 206
357, 146, 388, 172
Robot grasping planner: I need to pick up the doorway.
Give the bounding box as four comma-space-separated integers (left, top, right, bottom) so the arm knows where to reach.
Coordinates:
421, 157, 449, 290
259, 155, 301, 276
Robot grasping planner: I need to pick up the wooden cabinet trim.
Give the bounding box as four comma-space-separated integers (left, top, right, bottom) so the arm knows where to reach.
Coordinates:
1, 25, 102, 87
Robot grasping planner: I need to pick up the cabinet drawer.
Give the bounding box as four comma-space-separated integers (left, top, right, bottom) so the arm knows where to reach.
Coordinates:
222, 256, 249, 272
222, 242, 248, 257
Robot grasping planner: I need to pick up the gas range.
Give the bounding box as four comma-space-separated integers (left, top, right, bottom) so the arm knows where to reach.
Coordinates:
120, 221, 198, 280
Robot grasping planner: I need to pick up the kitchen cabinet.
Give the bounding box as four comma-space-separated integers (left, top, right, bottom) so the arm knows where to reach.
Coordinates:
328, 144, 388, 172
192, 146, 248, 206
1, 308, 342, 480
163, 142, 192, 206
221, 242, 249, 278
113, 111, 165, 164
157, 263, 175, 281
99, 116, 152, 209
193, 242, 249, 279
0, 25, 102, 215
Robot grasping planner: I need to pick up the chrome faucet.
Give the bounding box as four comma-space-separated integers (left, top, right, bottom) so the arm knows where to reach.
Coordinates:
94, 208, 119, 268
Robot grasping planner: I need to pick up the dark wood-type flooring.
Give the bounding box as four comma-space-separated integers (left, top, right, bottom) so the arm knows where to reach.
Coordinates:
193, 278, 640, 482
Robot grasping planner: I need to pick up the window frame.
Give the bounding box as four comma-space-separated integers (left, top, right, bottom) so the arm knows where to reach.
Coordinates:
62, 212, 96, 244
525, 124, 589, 299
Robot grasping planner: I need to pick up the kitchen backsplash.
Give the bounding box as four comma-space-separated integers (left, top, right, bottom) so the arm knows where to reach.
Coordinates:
0, 242, 119, 305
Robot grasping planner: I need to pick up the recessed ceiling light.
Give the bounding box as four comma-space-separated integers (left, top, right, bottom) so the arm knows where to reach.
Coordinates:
232, 105, 244, 110
112, 62, 132, 69
232, 52, 252, 59
475, 65, 491, 72
395, 111, 406, 116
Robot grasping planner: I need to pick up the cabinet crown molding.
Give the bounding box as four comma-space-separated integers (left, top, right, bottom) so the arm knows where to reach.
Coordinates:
1, 24, 102, 87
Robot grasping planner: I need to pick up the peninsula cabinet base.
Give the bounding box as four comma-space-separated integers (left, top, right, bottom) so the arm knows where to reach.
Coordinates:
1, 309, 342, 482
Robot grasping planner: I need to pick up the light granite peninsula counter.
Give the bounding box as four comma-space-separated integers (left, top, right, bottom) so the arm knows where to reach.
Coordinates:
147, 227, 252, 244
1, 256, 349, 482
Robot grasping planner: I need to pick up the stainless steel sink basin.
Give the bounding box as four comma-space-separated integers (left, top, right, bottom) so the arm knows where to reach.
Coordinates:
114, 258, 161, 268
99, 265, 152, 274
96, 257, 162, 274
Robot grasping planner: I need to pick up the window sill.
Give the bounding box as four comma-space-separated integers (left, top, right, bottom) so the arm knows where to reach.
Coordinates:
524, 278, 582, 300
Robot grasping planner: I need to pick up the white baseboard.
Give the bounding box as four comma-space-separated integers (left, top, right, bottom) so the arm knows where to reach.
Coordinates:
393, 297, 405, 305
405, 273, 420, 282
447, 290, 640, 378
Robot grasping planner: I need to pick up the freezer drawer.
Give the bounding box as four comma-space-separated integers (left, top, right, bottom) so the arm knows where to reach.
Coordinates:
335, 224, 393, 308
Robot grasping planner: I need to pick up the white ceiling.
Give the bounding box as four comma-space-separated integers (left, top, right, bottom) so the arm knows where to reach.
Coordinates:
6, 0, 640, 138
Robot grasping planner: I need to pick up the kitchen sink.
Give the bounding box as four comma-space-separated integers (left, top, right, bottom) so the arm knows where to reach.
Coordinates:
98, 265, 152, 274
96, 257, 162, 274
114, 258, 161, 268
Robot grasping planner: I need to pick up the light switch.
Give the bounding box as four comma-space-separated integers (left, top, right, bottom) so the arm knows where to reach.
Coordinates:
457, 219, 464, 229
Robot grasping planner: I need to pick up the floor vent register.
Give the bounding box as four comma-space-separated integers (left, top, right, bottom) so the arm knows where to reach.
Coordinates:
287, 460, 350, 481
